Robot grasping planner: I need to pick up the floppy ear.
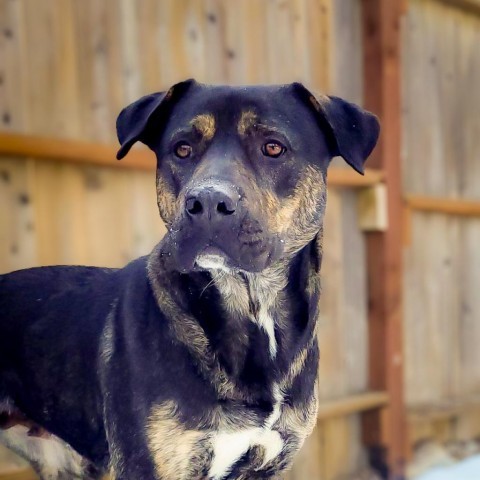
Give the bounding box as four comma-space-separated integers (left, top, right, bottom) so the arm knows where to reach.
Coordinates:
116, 79, 196, 160
292, 83, 380, 174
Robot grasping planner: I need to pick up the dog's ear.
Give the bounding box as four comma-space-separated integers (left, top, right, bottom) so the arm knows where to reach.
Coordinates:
292, 83, 380, 174
116, 79, 196, 160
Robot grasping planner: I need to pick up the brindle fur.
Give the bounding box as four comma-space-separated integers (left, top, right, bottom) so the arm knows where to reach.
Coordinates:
190, 113, 216, 141
0, 80, 379, 479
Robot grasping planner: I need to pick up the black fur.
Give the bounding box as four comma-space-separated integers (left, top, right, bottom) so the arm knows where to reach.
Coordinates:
0, 81, 379, 479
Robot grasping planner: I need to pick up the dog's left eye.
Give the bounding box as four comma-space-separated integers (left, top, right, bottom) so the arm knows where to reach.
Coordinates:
174, 142, 193, 159
262, 142, 286, 158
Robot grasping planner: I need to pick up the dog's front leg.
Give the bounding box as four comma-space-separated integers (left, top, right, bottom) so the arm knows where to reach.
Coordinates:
102, 401, 159, 480
105, 433, 158, 480
220, 445, 291, 480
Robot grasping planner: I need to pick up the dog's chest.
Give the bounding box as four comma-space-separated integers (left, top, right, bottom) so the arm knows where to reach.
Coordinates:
147, 385, 289, 480
208, 385, 284, 479
209, 427, 283, 479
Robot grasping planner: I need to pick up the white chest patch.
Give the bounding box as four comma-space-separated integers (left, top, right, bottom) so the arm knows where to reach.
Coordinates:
209, 428, 283, 480
208, 384, 284, 480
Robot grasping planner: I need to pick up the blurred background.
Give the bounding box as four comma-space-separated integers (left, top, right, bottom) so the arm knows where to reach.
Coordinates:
0, 0, 479, 479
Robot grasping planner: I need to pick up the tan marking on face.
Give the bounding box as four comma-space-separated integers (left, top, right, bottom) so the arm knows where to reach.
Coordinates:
147, 401, 206, 480
262, 165, 326, 253
190, 113, 216, 140
156, 174, 182, 226
237, 110, 257, 135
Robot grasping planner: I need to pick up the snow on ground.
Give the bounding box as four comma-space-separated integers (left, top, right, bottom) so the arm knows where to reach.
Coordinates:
416, 455, 480, 480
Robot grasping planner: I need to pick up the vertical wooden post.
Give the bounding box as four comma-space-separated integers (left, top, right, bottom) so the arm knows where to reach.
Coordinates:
360, 0, 407, 478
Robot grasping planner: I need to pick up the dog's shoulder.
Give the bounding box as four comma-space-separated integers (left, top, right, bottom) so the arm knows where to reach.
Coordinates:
1, 266, 114, 324
1, 264, 116, 296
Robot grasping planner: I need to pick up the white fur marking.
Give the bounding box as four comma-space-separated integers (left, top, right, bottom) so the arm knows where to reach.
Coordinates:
209, 427, 284, 479
259, 429, 284, 466
209, 385, 284, 478
209, 429, 255, 479
255, 307, 277, 358
195, 254, 231, 273
265, 384, 283, 429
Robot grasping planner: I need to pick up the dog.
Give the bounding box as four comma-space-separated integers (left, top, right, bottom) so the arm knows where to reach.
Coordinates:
0, 79, 379, 480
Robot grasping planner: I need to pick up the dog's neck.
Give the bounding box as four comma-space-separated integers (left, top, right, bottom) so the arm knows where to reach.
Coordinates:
147, 234, 321, 400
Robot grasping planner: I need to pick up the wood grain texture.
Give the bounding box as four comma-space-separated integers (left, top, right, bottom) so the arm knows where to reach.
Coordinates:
0, 470, 37, 480
403, 0, 480, 403
0, 132, 384, 187
436, 0, 480, 14
0, 132, 155, 170
405, 195, 480, 217
317, 391, 389, 420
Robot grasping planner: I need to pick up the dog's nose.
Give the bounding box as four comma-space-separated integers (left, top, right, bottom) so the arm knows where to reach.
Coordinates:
185, 187, 237, 219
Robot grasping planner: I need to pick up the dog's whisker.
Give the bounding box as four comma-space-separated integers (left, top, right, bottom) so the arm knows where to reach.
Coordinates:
199, 270, 226, 298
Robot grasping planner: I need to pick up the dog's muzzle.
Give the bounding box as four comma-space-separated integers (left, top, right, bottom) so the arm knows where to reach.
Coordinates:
158, 183, 284, 273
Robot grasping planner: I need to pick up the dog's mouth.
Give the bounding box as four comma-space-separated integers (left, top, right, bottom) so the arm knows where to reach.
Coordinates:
159, 218, 284, 273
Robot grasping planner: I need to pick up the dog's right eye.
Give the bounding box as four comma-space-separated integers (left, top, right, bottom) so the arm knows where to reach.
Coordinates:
174, 142, 193, 159
262, 141, 286, 158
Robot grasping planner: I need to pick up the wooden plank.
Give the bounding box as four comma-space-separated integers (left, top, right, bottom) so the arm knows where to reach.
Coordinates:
307, 0, 332, 91
0, 132, 154, 170
0, 132, 385, 188
408, 393, 480, 422
287, 423, 323, 480
320, 417, 354, 480
328, 167, 385, 187
317, 391, 389, 420
318, 187, 351, 402
405, 195, 480, 217
0, 470, 110, 480
360, 0, 408, 476
0, 158, 38, 272
0, 469, 37, 480
408, 402, 480, 447
435, 0, 480, 15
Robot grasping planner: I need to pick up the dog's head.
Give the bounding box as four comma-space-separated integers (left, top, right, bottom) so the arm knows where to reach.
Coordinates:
116, 80, 379, 273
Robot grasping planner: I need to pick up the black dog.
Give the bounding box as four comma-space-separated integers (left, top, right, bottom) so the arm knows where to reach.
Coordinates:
0, 80, 379, 480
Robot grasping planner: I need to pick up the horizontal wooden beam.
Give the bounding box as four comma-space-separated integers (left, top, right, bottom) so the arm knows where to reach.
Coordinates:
0, 469, 37, 480
405, 194, 480, 217
0, 132, 384, 188
0, 468, 112, 480
408, 393, 480, 422
317, 391, 389, 420
328, 167, 384, 188
0, 132, 154, 170
435, 0, 480, 15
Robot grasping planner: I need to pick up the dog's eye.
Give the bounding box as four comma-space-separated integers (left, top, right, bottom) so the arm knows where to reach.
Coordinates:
174, 142, 193, 159
262, 142, 286, 158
